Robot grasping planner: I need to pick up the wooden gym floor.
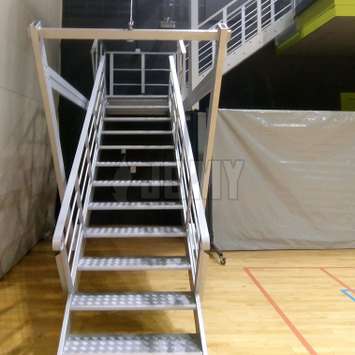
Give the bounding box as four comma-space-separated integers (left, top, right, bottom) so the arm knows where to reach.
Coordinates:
0, 239, 355, 355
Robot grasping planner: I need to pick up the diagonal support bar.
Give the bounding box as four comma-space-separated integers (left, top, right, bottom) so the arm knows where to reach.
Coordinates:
201, 24, 231, 206
47, 67, 89, 110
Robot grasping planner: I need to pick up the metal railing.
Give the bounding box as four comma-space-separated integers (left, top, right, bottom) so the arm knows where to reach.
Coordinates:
169, 55, 210, 292
176, 40, 188, 99
52, 56, 106, 292
106, 50, 174, 95
32, 24, 229, 297
197, 0, 295, 76
90, 40, 104, 77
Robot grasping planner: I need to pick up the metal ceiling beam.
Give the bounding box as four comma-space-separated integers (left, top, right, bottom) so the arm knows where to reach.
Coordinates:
38, 26, 220, 41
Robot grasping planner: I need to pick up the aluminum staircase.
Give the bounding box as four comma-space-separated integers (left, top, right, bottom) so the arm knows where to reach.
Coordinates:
186, 0, 296, 105
52, 56, 210, 354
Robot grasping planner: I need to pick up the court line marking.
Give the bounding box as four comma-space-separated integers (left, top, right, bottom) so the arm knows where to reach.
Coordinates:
244, 267, 318, 355
320, 267, 355, 292
341, 289, 355, 302
247, 266, 355, 269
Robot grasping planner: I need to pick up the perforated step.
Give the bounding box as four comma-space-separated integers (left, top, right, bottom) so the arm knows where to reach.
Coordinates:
95, 161, 177, 167
92, 180, 179, 187
88, 202, 183, 210
84, 226, 186, 239
64, 334, 202, 354
99, 145, 174, 150
101, 130, 173, 135
70, 292, 196, 311
78, 256, 190, 271
104, 116, 171, 122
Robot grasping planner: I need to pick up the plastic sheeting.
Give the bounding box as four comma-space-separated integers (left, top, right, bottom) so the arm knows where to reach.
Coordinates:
212, 109, 355, 250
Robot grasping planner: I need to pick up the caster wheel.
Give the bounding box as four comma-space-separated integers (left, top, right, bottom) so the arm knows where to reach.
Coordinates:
218, 255, 226, 265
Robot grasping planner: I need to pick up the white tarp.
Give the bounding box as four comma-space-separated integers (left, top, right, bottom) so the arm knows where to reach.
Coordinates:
212, 109, 355, 250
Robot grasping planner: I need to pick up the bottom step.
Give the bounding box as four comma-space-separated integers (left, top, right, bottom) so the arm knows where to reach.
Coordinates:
64, 334, 202, 354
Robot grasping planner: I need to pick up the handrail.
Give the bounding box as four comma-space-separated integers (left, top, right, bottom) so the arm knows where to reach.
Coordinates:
169, 56, 210, 252
52, 56, 106, 291
196, 0, 295, 77
53, 56, 105, 251
106, 50, 174, 95
199, 0, 245, 28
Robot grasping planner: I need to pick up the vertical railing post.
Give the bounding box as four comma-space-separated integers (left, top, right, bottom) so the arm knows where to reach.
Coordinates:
181, 45, 187, 94
177, 40, 187, 97
222, 7, 228, 24
201, 24, 231, 206
74, 179, 85, 224
241, 5, 246, 43
109, 53, 114, 95
141, 53, 146, 94
257, 0, 262, 32
212, 41, 216, 67
186, 179, 193, 225
189, 0, 200, 108
29, 22, 66, 200
55, 250, 74, 293
271, 0, 275, 23
84, 140, 93, 181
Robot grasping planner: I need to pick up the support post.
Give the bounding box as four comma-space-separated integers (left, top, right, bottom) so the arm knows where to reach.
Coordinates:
271, 0, 275, 23
29, 22, 66, 200
141, 53, 146, 94
189, 0, 200, 108
257, 0, 262, 33
109, 53, 114, 95
201, 24, 230, 206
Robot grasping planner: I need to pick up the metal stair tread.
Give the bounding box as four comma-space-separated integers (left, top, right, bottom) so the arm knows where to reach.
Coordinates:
70, 292, 196, 311
63, 334, 202, 354
106, 105, 169, 109
99, 145, 174, 150
101, 130, 173, 135
84, 226, 187, 238
92, 180, 179, 187
88, 202, 183, 210
78, 256, 190, 271
95, 161, 177, 167
103, 117, 171, 122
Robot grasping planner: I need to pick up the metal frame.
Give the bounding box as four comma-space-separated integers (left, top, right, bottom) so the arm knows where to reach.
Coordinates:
30, 22, 67, 200
201, 23, 230, 205
197, 0, 295, 77
30, 22, 232, 354
30, 22, 230, 291
185, 0, 295, 108
30, 21, 90, 200
106, 50, 174, 95
47, 67, 88, 110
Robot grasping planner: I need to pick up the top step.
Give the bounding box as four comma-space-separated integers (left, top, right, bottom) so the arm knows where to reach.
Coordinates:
107, 95, 169, 116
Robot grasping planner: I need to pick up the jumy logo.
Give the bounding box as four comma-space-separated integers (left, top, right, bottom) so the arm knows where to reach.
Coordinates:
109, 160, 245, 202
212, 159, 245, 200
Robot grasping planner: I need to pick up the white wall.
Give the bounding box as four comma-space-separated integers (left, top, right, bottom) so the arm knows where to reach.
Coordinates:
0, 0, 62, 276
